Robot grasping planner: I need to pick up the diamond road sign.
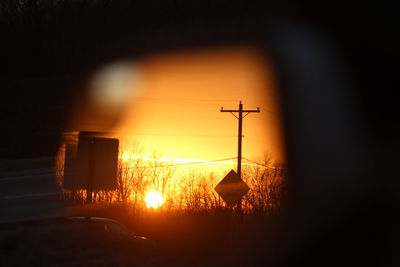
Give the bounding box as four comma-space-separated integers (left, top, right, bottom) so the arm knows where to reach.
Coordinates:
214, 169, 250, 207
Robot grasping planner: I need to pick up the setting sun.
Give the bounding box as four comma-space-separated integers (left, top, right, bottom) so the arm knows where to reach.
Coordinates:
145, 191, 164, 208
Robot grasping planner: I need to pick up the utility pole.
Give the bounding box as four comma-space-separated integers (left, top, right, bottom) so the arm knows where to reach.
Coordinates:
221, 101, 260, 179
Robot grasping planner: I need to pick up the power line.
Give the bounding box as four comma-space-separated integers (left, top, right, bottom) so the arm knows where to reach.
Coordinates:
134, 97, 240, 105
133, 97, 274, 111
116, 132, 237, 138
129, 157, 238, 168
248, 114, 279, 123
243, 135, 283, 147
243, 136, 269, 146
242, 157, 284, 170
135, 96, 238, 102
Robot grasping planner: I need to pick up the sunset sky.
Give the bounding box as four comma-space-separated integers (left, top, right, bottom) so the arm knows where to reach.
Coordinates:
70, 46, 285, 173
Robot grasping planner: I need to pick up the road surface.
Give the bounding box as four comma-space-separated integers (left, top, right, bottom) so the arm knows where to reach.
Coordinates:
0, 167, 66, 222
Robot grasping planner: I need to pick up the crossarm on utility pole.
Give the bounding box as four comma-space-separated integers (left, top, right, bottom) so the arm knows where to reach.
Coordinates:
220, 109, 261, 113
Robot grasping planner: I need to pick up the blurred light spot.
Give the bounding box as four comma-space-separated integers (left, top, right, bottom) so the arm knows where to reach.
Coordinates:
89, 61, 141, 112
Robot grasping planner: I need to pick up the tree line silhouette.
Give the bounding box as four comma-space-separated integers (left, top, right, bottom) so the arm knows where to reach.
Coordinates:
56, 143, 287, 215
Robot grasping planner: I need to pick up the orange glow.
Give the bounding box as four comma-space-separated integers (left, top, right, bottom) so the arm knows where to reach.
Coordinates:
107, 47, 285, 171
67, 45, 285, 182
145, 191, 164, 208
59, 46, 287, 212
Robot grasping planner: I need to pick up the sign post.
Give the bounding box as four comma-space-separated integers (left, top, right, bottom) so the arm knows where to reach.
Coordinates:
215, 169, 250, 249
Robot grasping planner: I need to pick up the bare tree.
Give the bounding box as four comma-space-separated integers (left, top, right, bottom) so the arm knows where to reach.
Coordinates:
115, 143, 147, 206
178, 170, 223, 211
145, 152, 176, 209
243, 154, 287, 215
